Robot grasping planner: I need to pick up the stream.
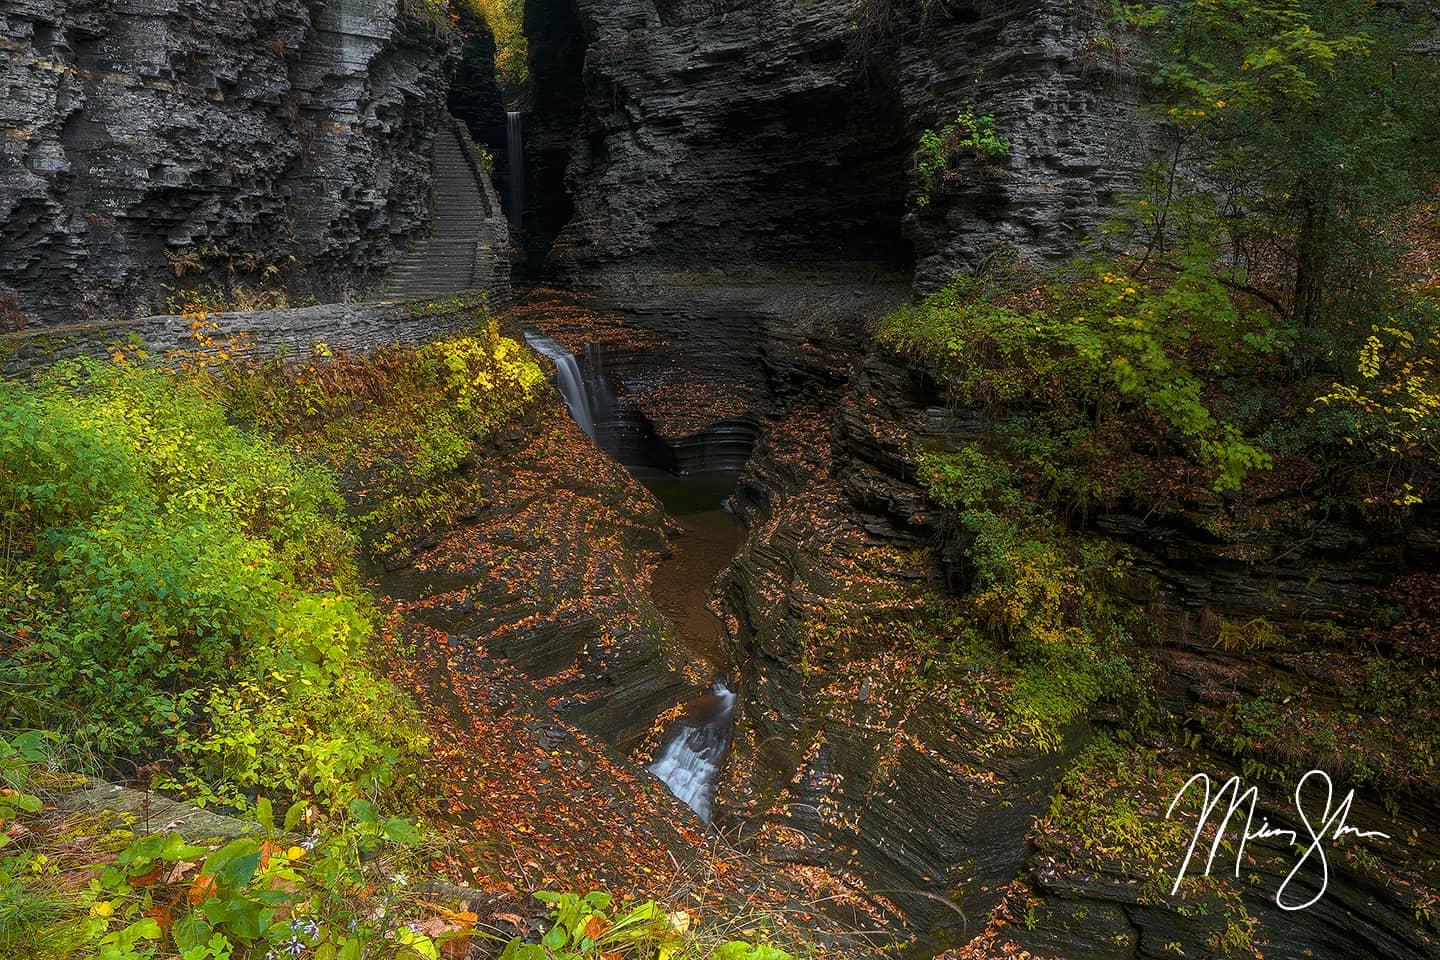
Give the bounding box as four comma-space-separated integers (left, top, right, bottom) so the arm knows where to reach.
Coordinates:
523, 328, 748, 823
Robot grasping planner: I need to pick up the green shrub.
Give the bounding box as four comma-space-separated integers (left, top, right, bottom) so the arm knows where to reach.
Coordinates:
502, 890, 801, 960
213, 322, 544, 558
915, 105, 1010, 206
0, 360, 421, 807
917, 448, 1135, 747
882, 250, 1279, 495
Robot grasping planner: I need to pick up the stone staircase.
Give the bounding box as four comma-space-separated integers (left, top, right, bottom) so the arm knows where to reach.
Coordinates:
388, 120, 510, 300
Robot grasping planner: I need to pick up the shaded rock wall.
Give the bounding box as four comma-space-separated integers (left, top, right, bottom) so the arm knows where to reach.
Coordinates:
0, 0, 456, 328
520, 0, 586, 273
449, 11, 506, 149
894, 0, 1142, 291
520, 0, 1138, 290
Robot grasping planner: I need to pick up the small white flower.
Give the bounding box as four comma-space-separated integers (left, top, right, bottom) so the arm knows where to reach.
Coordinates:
390, 872, 409, 888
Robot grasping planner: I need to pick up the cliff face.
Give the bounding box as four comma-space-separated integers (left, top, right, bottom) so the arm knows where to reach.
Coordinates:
708, 315, 1440, 958
521, 0, 1137, 289
0, 0, 456, 327
894, 0, 1141, 291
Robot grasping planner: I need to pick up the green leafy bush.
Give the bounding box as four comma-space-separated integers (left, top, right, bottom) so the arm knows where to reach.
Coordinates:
0, 360, 422, 806
882, 250, 1279, 495
214, 322, 545, 559
501, 890, 799, 960
1116, 0, 1440, 325
915, 105, 1010, 206
0, 773, 448, 960
1313, 302, 1440, 507
918, 448, 1135, 746
460, 0, 528, 87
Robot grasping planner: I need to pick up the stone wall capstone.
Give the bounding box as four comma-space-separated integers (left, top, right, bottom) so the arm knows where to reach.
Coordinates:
0, 291, 498, 379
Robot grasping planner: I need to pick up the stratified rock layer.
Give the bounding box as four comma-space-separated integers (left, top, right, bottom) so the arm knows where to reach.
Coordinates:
0, 0, 457, 326
712, 310, 1440, 958
523, 0, 1138, 289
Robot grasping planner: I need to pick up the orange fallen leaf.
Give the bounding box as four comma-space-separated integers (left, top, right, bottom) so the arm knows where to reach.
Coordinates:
130, 865, 163, 888
189, 874, 217, 904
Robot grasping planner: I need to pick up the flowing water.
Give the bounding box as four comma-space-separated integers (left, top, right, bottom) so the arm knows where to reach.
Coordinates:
523, 331, 597, 438
524, 327, 748, 822
506, 111, 525, 227
647, 682, 736, 822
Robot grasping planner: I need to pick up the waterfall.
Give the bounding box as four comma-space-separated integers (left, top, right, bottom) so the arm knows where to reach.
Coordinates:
506, 111, 525, 227
523, 331, 596, 439
648, 681, 736, 823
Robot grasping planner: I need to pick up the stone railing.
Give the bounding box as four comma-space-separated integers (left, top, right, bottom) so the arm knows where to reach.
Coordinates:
0, 291, 498, 379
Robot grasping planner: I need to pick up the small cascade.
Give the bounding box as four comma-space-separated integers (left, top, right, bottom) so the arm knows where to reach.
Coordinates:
523, 331, 596, 439
647, 682, 736, 823
506, 111, 525, 227
519, 317, 755, 825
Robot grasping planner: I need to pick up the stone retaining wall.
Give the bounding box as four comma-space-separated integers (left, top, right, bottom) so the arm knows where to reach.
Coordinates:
0, 290, 496, 379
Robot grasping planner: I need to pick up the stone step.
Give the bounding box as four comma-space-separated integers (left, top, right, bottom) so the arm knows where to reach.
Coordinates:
387, 122, 498, 299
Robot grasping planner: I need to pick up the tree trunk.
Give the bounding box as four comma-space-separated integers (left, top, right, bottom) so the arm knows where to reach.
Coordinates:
1292, 197, 1327, 326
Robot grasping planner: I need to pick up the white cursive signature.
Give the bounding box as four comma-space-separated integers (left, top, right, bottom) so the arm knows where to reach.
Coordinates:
1165, 769, 1391, 910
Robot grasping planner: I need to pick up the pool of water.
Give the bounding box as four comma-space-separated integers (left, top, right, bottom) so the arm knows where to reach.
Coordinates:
632, 468, 744, 671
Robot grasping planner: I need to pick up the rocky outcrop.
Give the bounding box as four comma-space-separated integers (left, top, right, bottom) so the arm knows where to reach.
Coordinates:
520, 0, 1138, 290
894, 0, 1142, 291
707, 319, 1440, 957
526, 0, 912, 282
0, 0, 458, 328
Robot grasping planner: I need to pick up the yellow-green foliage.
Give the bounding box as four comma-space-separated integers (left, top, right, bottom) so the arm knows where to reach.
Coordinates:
400, 0, 527, 87
0, 360, 423, 808
510, 890, 804, 960
881, 251, 1279, 496
1040, 733, 1260, 958
0, 742, 451, 960
214, 322, 545, 557
459, 0, 528, 87
1039, 735, 1261, 955
1315, 313, 1440, 507
1040, 735, 1195, 892
917, 447, 1135, 748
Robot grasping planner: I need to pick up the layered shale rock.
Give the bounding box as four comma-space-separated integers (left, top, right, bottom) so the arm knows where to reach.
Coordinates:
521, 0, 1138, 290
0, 0, 461, 327
712, 325, 1440, 957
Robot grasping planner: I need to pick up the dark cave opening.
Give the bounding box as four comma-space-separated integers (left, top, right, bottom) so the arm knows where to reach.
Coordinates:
515, 0, 915, 280
517, 0, 586, 278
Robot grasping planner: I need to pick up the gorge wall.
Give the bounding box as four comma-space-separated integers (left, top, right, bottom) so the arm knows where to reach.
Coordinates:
493, 6, 1440, 952
714, 330, 1440, 958
0, 0, 459, 327
520, 0, 1139, 290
